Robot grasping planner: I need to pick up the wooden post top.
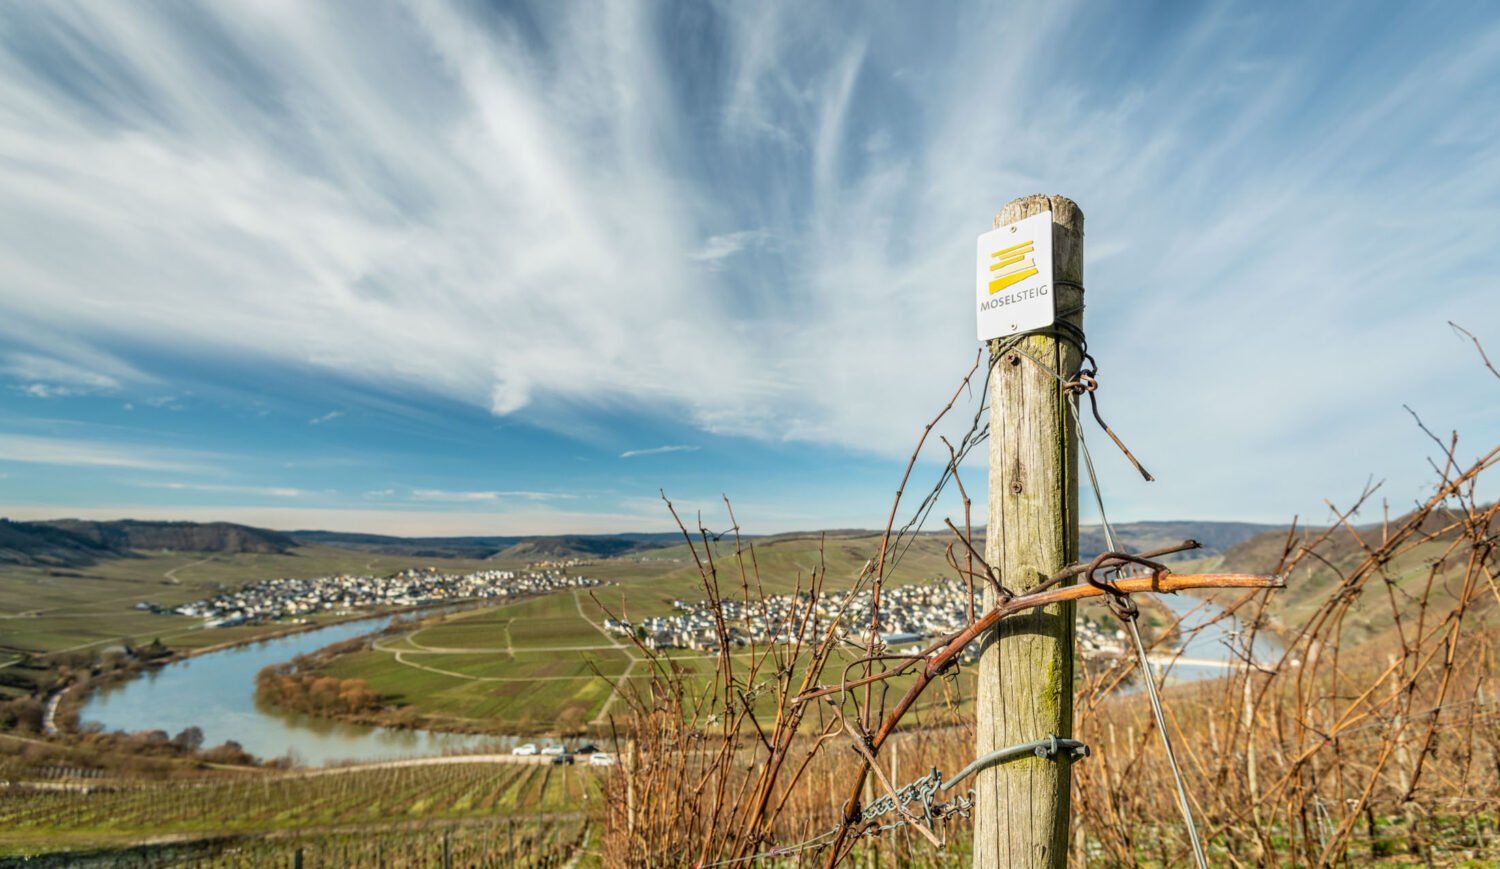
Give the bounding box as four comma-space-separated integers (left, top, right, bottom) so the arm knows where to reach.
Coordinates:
995, 194, 1083, 231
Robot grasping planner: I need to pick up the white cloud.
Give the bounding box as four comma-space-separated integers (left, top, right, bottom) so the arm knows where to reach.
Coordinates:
2, 352, 134, 397
620, 444, 700, 459
309, 410, 344, 425
408, 488, 575, 503
0, 434, 208, 472
686, 230, 771, 267
133, 481, 305, 498
410, 489, 499, 503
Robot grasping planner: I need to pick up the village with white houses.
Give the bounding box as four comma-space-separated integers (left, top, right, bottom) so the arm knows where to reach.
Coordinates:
605, 577, 1128, 659
162, 567, 603, 627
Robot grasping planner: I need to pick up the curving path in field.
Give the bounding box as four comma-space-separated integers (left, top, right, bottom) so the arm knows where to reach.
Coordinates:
379, 648, 625, 684
570, 590, 644, 726
589, 658, 637, 727
389, 639, 623, 654
163, 556, 214, 584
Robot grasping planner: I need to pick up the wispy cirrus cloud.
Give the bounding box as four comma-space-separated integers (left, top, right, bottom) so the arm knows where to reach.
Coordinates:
408, 489, 576, 503
309, 410, 344, 425
686, 230, 771, 268
2, 352, 135, 397
0, 433, 207, 472
19, 384, 78, 399
620, 445, 700, 459
133, 480, 305, 498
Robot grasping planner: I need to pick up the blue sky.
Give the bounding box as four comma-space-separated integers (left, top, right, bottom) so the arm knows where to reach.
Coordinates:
1, 1, 1497, 536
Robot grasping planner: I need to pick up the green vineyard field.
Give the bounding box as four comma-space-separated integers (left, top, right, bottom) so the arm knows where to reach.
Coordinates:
0, 760, 605, 864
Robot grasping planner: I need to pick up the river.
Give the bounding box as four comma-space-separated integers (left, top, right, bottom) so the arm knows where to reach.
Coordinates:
1151, 589, 1284, 681
80, 614, 500, 766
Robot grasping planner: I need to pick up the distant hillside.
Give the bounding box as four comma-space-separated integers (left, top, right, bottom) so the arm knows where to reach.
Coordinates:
1216, 506, 1496, 645
0, 519, 295, 567
951, 520, 1281, 562
494, 535, 677, 561
290, 530, 680, 561
1218, 506, 1483, 575
288, 530, 510, 559
1078, 520, 1284, 561
0, 516, 1278, 570
42, 520, 296, 554
0, 519, 118, 567
688, 521, 1281, 571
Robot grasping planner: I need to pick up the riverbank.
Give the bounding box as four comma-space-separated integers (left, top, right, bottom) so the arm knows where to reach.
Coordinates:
75, 594, 607, 765
54, 598, 503, 737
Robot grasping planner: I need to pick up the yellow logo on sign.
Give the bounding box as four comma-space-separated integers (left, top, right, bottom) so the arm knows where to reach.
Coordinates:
987, 239, 1039, 294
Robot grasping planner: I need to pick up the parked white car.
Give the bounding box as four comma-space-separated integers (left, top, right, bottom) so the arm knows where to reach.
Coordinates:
512, 743, 538, 756
588, 752, 617, 766
540, 745, 566, 756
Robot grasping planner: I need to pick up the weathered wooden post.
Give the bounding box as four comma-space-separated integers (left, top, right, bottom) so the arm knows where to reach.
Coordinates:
975, 194, 1084, 867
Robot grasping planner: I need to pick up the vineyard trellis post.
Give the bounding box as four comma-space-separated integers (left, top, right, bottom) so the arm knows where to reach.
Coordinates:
975, 193, 1084, 866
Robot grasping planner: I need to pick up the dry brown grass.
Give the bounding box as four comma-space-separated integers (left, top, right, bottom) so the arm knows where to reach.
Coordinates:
600, 349, 1500, 867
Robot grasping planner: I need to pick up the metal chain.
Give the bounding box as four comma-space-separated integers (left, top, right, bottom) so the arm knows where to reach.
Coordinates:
859, 767, 974, 829
694, 735, 1088, 867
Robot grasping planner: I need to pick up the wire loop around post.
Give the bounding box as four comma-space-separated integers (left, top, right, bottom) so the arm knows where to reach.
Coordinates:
1082, 550, 1169, 622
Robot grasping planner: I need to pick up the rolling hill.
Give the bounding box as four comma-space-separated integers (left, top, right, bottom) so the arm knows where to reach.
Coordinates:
289, 530, 682, 560
0, 519, 295, 567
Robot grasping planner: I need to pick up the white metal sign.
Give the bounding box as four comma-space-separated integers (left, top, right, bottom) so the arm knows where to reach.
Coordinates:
975, 210, 1054, 340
